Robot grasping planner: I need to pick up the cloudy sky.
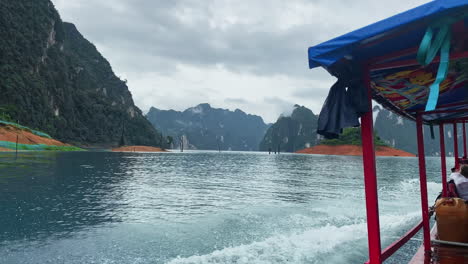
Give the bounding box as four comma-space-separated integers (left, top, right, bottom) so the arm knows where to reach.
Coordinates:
52, 0, 430, 122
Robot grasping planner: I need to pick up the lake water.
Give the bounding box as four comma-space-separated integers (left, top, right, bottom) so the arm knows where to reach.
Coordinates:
0, 151, 446, 264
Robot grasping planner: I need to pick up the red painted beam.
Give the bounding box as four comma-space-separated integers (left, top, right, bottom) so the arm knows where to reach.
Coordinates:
454, 123, 459, 169
440, 124, 447, 197
437, 118, 468, 124
416, 114, 431, 256
419, 108, 468, 115
434, 101, 468, 110
380, 220, 423, 261
464, 123, 467, 158
369, 47, 418, 65
361, 67, 382, 264
370, 51, 468, 71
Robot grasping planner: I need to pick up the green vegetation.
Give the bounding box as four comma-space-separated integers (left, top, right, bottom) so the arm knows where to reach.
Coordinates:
0, 120, 52, 139
321, 127, 387, 146
42, 145, 84, 151
0, 105, 16, 122
0, 0, 161, 147
0, 141, 83, 151
0, 119, 83, 151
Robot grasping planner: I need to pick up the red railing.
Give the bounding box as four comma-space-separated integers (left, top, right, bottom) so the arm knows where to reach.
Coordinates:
361, 66, 382, 264
440, 124, 447, 197
380, 220, 424, 262
454, 123, 459, 169
463, 123, 467, 158
416, 113, 432, 255
359, 23, 468, 263
361, 69, 434, 264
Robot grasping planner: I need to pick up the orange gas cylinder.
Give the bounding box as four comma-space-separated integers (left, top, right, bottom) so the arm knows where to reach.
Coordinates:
435, 198, 468, 243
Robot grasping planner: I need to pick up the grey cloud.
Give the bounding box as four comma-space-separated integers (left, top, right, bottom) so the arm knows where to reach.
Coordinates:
262, 97, 297, 119
54, 0, 430, 77
53, 0, 338, 77
52, 0, 429, 123
292, 87, 329, 100
224, 98, 249, 104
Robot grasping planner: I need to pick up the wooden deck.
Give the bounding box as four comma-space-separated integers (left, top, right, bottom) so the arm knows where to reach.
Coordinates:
410, 226, 468, 264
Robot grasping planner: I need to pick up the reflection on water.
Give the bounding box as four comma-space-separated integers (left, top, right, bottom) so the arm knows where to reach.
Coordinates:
0, 151, 447, 263
0, 152, 130, 244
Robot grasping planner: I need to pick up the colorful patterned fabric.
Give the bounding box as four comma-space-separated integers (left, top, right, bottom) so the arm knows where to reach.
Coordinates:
371, 59, 467, 119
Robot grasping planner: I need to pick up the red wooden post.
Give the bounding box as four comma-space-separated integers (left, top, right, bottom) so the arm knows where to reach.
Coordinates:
416, 114, 431, 256
361, 68, 381, 264
439, 124, 447, 197
454, 123, 459, 169
463, 122, 467, 158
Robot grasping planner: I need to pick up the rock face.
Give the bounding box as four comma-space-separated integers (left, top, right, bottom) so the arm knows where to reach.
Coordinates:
0, 0, 161, 146
146, 104, 270, 151
374, 105, 462, 156
259, 105, 318, 152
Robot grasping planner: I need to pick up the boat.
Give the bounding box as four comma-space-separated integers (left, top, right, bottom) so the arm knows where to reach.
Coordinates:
306, 1, 468, 263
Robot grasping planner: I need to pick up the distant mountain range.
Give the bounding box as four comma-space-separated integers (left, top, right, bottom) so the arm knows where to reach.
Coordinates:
259, 105, 318, 152
146, 104, 270, 151
147, 101, 464, 155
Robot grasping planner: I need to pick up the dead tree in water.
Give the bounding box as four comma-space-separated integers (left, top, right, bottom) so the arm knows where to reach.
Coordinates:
119, 118, 126, 147
179, 136, 184, 152
15, 134, 18, 160
160, 134, 165, 150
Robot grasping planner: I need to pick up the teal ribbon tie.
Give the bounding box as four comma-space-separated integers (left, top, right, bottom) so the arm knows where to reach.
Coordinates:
417, 18, 453, 111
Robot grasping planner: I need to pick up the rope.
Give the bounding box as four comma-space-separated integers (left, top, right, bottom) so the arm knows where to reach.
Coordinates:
416, 17, 455, 111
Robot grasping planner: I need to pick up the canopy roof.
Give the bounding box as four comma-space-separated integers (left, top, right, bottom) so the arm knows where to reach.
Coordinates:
308, 0, 468, 124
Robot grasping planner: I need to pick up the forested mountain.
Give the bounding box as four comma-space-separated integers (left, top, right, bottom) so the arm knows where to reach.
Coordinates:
258, 103, 461, 156
374, 105, 462, 156
0, 0, 161, 146
146, 104, 269, 151
259, 105, 318, 152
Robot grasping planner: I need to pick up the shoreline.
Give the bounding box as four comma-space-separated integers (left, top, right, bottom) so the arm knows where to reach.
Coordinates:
0, 124, 83, 151
296, 144, 415, 157
111, 146, 167, 152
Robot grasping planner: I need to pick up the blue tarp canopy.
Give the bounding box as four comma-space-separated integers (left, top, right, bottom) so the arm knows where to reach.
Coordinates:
308, 0, 468, 70
307, 0, 468, 137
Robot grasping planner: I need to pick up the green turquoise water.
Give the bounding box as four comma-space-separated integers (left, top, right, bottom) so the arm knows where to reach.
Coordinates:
0, 151, 445, 263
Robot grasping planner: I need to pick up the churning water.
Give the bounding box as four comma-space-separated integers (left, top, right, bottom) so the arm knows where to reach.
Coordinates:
0, 151, 446, 263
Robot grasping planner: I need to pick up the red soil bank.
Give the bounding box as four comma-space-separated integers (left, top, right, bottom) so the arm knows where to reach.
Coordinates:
296, 144, 415, 157
0, 125, 67, 146
112, 146, 167, 152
